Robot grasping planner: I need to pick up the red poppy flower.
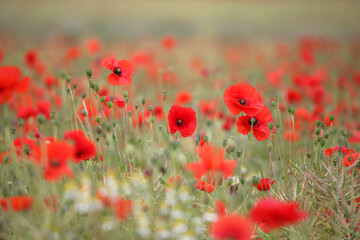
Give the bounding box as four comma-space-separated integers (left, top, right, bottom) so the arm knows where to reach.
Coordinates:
349, 131, 360, 143
236, 106, 272, 141
0, 198, 8, 211
250, 198, 308, 232
64, 130, 96, 163
215, 200, 226, 216
254, 178, 275, 191
343, 153, 360, 167
32, 140, 75, 182
211, 215, 253, 240
175, 91, 192, 105
113, 198, 132, 220
168, 174, 182, 186
223, 83, 264, 116
13, 137, 36, 156
324, 146, 354, 157
101, 57, 135, 86
194, 180, 215, 193
86, 38, 101, 54
187, 145, 237, 179
0, 66, 30, 104
9, 196, 33, 211
25, 50, 38, 68
162, 35, 177, 50
168, 105, 197, 137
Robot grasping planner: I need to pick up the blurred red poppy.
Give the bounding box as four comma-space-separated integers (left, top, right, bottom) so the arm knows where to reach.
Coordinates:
187, 145, 236, 179
250, 197, 307, 232
32, 140, 75, 182
0, 66, 30, 104
194, 180, 215, 193
64, 130, 96, 163
211, 214, 253, 240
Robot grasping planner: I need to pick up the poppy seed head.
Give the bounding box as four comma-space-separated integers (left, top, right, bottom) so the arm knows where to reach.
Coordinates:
113, 67, 122, 76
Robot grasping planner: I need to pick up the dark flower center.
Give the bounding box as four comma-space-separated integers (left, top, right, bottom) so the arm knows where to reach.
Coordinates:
238, 99, 246, 105
50, 159, 60, 167
176, 119, 184, 127
249, 117, 258, 126
113, 67, 122, 76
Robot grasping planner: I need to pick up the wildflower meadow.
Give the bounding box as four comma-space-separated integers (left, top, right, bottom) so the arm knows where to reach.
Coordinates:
1, 1, 360, 240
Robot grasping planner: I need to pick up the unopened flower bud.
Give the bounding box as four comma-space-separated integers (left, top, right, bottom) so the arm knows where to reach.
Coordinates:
37, 114, 45, 124
275, 121, 281, 129
271, 101, 276, 108
141, 97, 146, 105
329, 114, 335, 122
65, 75, 71, 83
81, 109, 87, 116
148, 105, 153, 112
81, 93, 87, 99
95, 116, 101, 123
72, 83, 77, 90
106, 101, 113, 108
226, 139, 236, 153
86, 69, 93, 78
100, 96, 106, 103
18, 118, 24, 126
89, 81, 95, 89
122, 91, 128, 97
268, 122, 274, 131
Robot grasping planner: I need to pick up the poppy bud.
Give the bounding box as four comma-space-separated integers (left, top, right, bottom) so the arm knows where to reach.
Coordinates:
267, 141, 273, 152
275, 121, 280, 129
317, 136, 322, 142
37, 114, 45, 124
316, 120, 321, 127
124, 96, 129, 103
315, 128, 320, 135
11, 128, 16, 135
106, 102, 112, 108
204, 136, 209, 143
50, 111, 55, 119
18, 118, 24, 126
94, 84, 99, 92
158, 125, 163, 131
100, 96, 106, 103
150, 116, 155, 123
95, 116, 101, 123
291, 107, 296, 115
141, 97, 146, 105
135, 105, 139, 110
160, 177, 166, 185
128, 110, 132, 117
163, 90, 168, 101
341, 130, 347, 138
148, 105, 153, 112
324, 133, 329, 139
223, 139, 228, 147
66, 88, 70, 94
81, 109, 87, 116
329, 114, 335, 122
110, 96, 114, 101
89, 81, 95, 89
306, 153, 311, 159
236, 151, 242, 158
3, 155, 10, 163
226, 139, 236, 153
271, 101, 276, 108
73, 83, 77, 90
268, 122, 274, 130
252, 176, 259, 185
287, 106, 292, 114
86, 69, 93, 78
320, 140, 326, 147
206, 119, 212, 127
81, 93, 86, 99
65, 75, 71, 83
60, 70, 66, 78
122, 91, 128, 97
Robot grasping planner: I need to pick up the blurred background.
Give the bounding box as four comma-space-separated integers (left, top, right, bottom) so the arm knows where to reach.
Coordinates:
0, 0, 360, 41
